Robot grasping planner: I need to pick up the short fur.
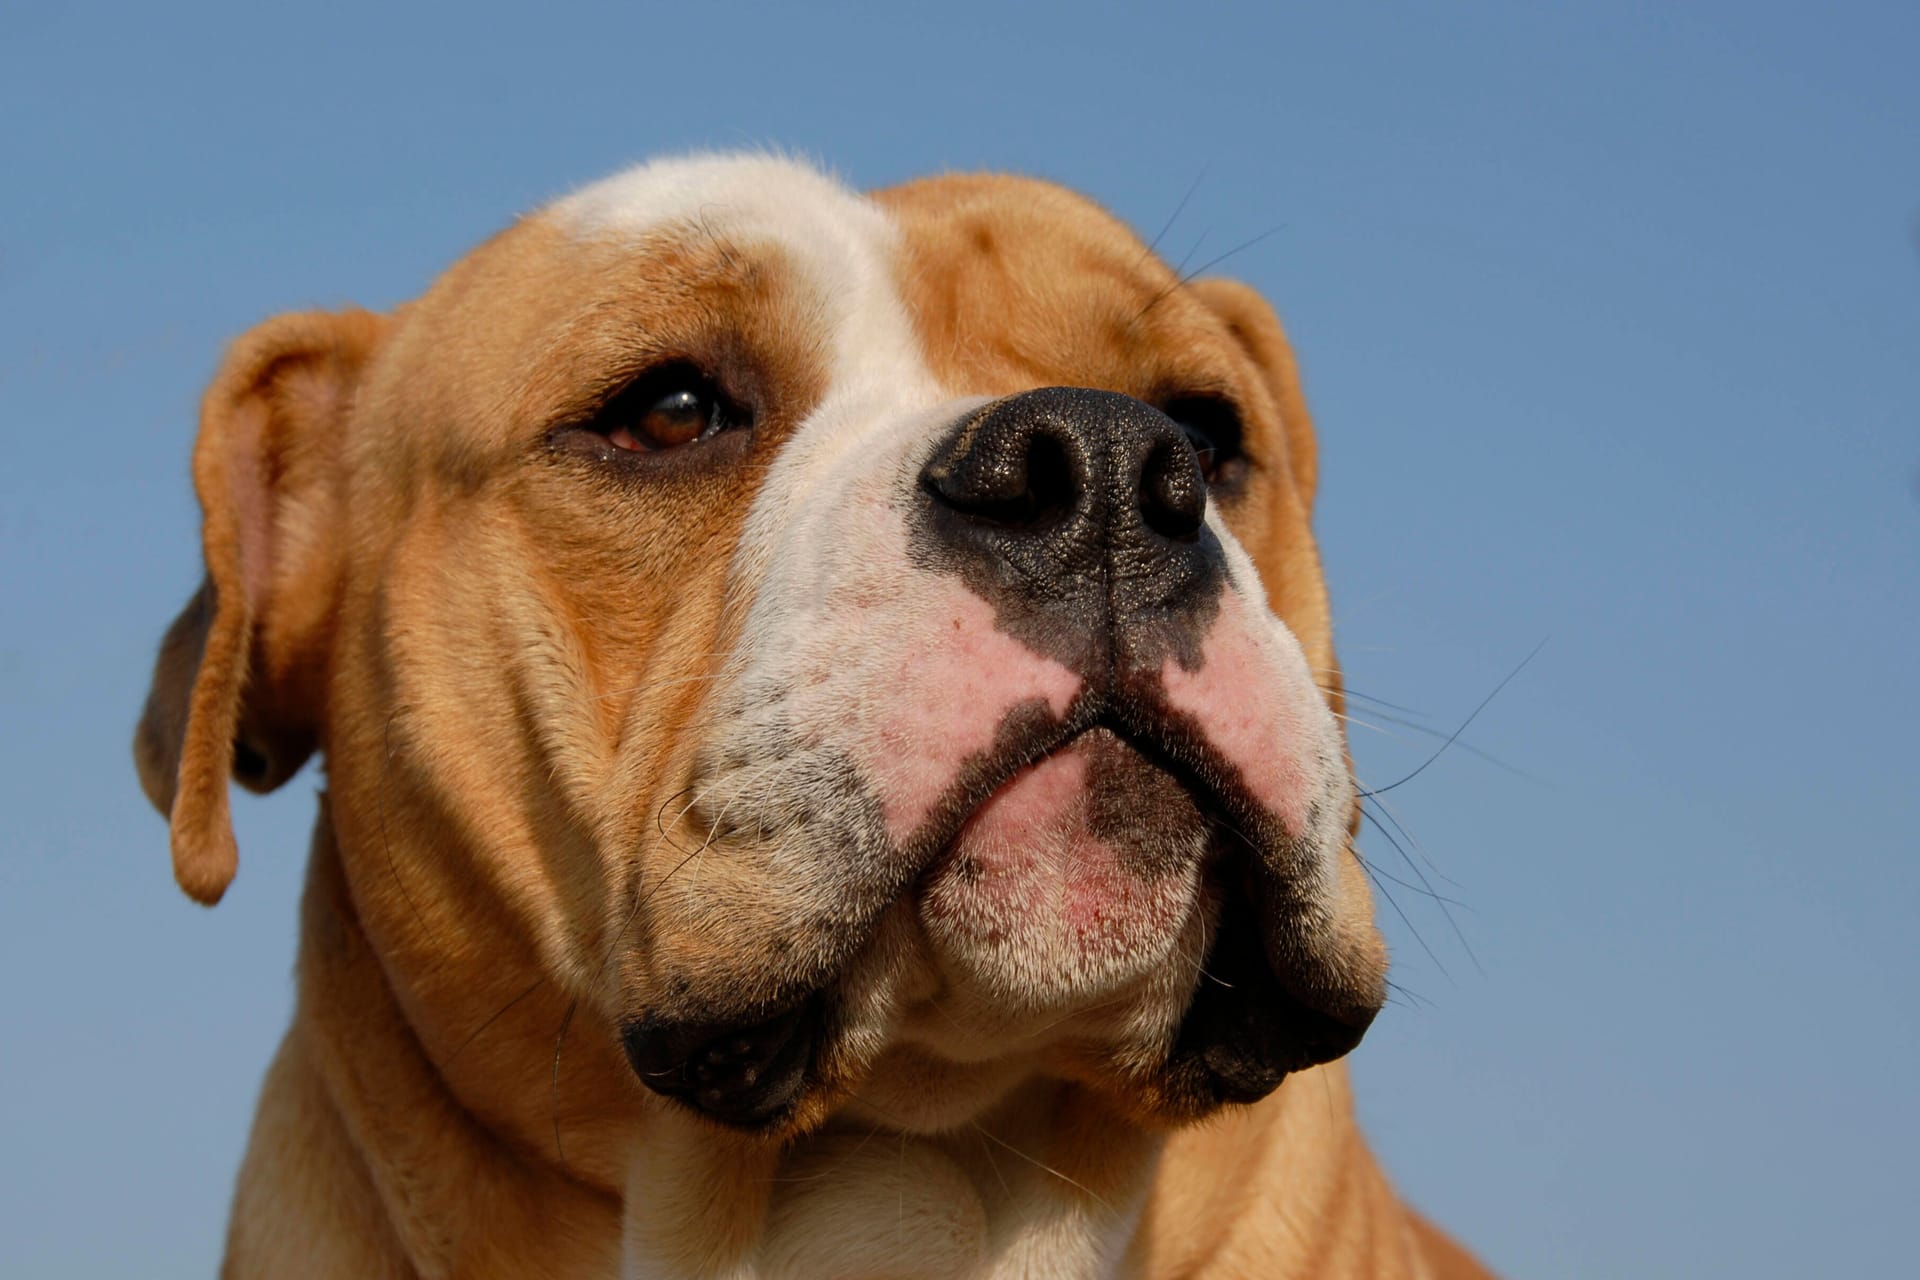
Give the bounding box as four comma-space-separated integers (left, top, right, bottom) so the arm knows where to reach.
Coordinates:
137, 154, 1491, 1279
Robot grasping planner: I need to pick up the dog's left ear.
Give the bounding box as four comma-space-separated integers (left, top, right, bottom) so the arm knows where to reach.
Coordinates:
135, 309, 387, 905
1187, 278, 1320, 512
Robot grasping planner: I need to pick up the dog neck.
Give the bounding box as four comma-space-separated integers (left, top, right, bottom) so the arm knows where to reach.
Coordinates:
266, 799, 1416, 1280
277, 801, 624, 1276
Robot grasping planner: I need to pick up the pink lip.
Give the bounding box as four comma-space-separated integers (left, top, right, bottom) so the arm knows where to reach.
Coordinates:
1158, 595, 1317, 840
854, 585, 1082, 846
916, 730, 1197, 990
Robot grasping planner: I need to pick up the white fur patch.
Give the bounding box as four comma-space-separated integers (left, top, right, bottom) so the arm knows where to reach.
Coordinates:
556, 155, 1355, 1280
554, 152, 950, 595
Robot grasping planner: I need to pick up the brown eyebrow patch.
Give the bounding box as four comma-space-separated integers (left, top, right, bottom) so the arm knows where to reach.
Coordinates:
355, 217, 829, 501
508, 232, 830, 458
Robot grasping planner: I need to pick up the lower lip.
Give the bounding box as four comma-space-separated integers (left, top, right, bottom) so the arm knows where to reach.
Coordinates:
916, 734, 1203, 997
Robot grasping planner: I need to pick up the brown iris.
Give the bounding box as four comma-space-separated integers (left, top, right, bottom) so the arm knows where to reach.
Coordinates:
1159, 394, 1247, 489
552, 363, 750, 470
608, 384, 718, 452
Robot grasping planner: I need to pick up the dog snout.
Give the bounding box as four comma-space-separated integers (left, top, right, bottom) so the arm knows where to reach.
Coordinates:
918, 388, 1214, 623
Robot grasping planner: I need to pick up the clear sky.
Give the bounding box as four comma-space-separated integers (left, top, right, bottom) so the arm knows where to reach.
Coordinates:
3, 2, 1915, 1276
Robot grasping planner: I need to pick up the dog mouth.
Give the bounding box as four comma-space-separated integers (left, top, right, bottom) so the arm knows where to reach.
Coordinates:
912, 723, 1219, 998
943, 699, 1266, 846
620, 994, 824, 1128
618, 703, 1373, 1132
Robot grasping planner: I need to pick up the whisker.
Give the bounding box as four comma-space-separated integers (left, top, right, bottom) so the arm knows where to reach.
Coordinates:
975, 1124, 1013, 1197
1332, 710, 1420, 744
967, 1122, 1115, 1214
440, 974, 546, 1071
550, 999, 578, 1169
1167, 228, 1211, 282
1136, 166, 1208, 266
1308, 672, 1430, 720
1135, 224, 1288, 321
1359, 708, 1542, 782
1359, 639, 1545, 798
1356, 855, 1449, 981
1357, 806, 1481, 975
1355, 843, 1470, 911
1384, 976, 1433, 1011
1362, 789, 1464, 888
1177, 224, 1286, 286
763, 1099, 897, 1187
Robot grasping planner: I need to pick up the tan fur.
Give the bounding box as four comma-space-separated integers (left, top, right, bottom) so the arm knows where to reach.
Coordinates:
136, 308, 387, 902
138, 163, 1490, 1278
876, 176, 1335, 688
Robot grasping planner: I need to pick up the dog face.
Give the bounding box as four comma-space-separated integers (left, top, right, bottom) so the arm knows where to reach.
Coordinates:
137, 155, 1385, 1143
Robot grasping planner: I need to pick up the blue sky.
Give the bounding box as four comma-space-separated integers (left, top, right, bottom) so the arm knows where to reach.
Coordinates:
2, 2, 1915, 1275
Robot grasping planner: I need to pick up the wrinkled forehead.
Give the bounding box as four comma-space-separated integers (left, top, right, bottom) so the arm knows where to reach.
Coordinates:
359, 154, 1229, 480
545, 154, 1211, 396
553, 154, 928, 394
557, 155, 898, 295
358, 157, 896, 472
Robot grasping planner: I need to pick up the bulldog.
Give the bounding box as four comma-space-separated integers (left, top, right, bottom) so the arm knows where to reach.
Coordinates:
136, 154, 1492, 1279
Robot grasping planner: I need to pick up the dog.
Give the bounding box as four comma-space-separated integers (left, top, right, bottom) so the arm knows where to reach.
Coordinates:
135, 154, 1492, 1279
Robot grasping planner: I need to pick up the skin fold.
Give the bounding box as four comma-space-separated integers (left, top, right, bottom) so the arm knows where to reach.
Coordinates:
136, 154, 1492, 1280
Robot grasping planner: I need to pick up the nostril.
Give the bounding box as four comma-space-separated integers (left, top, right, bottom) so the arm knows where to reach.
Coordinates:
923, 420, 1079, 531
1020, 431, 1075, 527
1140, 438, 1207, 541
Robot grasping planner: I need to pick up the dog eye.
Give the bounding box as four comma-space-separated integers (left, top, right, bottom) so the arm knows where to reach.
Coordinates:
1160, 395, 1247, 487
594, 366, 741, 453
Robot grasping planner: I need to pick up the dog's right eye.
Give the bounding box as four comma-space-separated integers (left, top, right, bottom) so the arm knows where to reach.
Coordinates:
1160, 394, 1248, 490
588, 365, 743, 453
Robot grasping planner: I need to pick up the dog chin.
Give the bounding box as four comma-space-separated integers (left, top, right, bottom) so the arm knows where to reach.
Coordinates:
619, 712, 1376, 1135
810, 728, 1227, 1134
916, 726, 1213, 1011
834, 1045, 1045, 1133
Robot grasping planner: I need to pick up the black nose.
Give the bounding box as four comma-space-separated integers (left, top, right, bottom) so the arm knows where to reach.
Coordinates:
921, 386, 1206, 543
916, 387, 1224, 674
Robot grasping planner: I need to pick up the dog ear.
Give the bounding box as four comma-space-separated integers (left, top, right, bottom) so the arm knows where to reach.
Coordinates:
134, 309, 386, 905
1186, 278, 1320, 511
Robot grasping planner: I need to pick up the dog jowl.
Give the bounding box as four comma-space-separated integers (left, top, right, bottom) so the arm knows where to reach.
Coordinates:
626, 367, 1380, 1131
136, 155, 1483, 1279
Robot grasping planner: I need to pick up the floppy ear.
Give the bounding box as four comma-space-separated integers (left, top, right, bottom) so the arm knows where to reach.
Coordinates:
135, 309, 386, 905
1186, 277, 1320, 511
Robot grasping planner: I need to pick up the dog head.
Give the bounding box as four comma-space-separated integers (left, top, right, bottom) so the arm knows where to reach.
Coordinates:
136, 155, 1385, 1141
